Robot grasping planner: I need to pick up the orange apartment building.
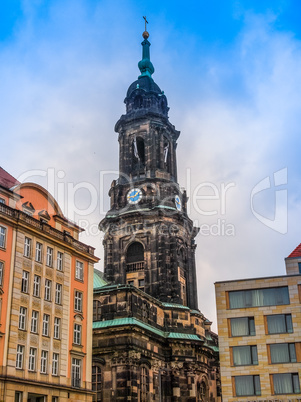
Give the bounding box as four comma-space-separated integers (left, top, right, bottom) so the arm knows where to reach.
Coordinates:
0, 167, 99, 402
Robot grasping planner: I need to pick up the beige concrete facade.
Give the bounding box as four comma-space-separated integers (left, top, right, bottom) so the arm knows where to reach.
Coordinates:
215, 270, 301, 402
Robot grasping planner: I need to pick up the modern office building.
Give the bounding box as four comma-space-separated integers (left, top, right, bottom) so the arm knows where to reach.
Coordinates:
92, 27, 221, 402
215, 245, 301, 401
0, 167, 99, 401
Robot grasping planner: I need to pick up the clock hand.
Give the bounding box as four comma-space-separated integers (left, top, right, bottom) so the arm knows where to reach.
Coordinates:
129, 191, 139, 199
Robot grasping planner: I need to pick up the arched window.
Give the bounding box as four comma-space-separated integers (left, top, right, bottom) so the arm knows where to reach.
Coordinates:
197, 380, 208, 402
163, 139, 171, 173
126, 242, 144, 272
92, 365, 102, 401
132, 137, 145, 168
140, 365, 149, 402
134, 95, 143, 109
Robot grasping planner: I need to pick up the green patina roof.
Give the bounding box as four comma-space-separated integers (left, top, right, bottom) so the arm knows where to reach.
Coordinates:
162, 303, 190, 310
93, 317, 203, 342
93, 269, 108, 289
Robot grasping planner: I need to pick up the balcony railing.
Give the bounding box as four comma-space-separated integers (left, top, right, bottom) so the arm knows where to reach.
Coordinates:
126, 261, 144, 272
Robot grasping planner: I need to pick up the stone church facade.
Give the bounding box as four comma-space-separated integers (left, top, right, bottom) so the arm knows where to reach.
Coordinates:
92, 27, 220, 402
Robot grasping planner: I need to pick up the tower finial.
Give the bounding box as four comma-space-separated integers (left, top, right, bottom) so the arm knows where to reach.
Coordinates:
142, 16, 149, 39
138, 16, 154, 77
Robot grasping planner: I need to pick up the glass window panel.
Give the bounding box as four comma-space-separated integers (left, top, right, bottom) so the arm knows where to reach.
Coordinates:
229, 287, 289, 309
270, 344, 290, 363
235, 375, 260, 396
273, 374, 293, 394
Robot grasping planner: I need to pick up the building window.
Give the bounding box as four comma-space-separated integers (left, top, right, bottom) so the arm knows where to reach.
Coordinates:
28, 347, 37, 371
138, 279, 145, 291
24, 237, 31, 257
54, 317, 60, 339
55, 283, 62, 304
40, 350, 48, 374
57, 251, 63, 271
42, 314, 50, 337
74, 291, 83, 312
266, 314, 293, 334
93, 300, 101, 321
230, 317, 255, 337
31, 310, 39, 333
0, 198, 5, 204
75, 260, 83, 281
33, 274, 41, 297
45, 279, 52, 301
234, 375, 261, 396
46, 246, 53, 267
73, 323, 82, 345
298, 262, 301, 274
273, 373, 300, 394
229, 287, 290, 309
232, 345, 258, 366
16, 345, 24, 369
126, 242, 144, 272
71, 358, 81, 387
18, 307, 27, 330
92, 365, 102, 401
52, 353, 59, 376
52, 398, 58, 402
15, 391, 23, 402
21, 271, 29, 293
0, 226, 6, 249
140, 365, 149, 402
270, 343, 297, 364
35, 242, 43, 262
0, 261, 4, 286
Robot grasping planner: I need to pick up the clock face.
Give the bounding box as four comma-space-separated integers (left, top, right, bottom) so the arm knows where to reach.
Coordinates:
127, 188, 142, 204
175, 195, 182, 211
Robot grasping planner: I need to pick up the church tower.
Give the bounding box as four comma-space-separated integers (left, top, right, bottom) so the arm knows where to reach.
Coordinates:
100, 27, 199, 310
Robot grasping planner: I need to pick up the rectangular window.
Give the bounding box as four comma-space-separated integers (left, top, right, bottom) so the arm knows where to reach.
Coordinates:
16, 345, 24, 369
0, 198, 5, 204
31, 310, 38, 333
35, 242, 43, 262
298, 262, 301, 274
33, 275, 41, 297
54, 317, 60, 339
55, 283, 62, 304
73, 323, 82, 345
273, 373, 300, 394
21, 271, 29, 293
46, 246, 53, 267
44, 279, 52, 301
0, 261, 4, 286
24, 237, 31, 258
42, 314, 50, 337
267, 314, 293, 334
229, 286, 290, 309
75, 260, 83, 280
72, 358, 81, 387
18, 307, 27, 330
0, 226, 6, 248
57, 251, 63, 271
28, 347, 36, 371
232, 345, 258, 366
230, 317, 255, 337
270, 343, 297, 364
52, 353, 59, 376
40, 350, 48, 374
235, 375, 261, 396
74, 291, 83, 312
15, 391, 23, 402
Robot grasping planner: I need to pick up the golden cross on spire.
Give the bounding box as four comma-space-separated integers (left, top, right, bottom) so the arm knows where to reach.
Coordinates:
143, 16, 148, 31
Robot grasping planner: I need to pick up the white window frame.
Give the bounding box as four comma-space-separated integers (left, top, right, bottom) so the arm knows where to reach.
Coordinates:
75, 260, 84, 281
24, 237, 31, 258
71, 358, 81, 387
18, 306, 27, 330
44, 279, 52, 301
46, 246, 53, 267
31, 310, 38, 333
57, 251, 63, 271
54, 317, 60, 339
0, 261, 4, 286
74, 291, 83, 312
55, 283, 62, 304
33, 275, 41, 297
0, 226, 6, 249
42, 313, 50, 337
52, 353, 59, 376
73, 323, 82, 345
21, 271, 29, 293
35, 242, 43, 262
16, 345, 24, 369
40, 350, 48, 374
28, 347, 36, 371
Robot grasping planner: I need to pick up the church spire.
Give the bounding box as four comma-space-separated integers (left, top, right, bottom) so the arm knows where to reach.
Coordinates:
138, 16, 155, 78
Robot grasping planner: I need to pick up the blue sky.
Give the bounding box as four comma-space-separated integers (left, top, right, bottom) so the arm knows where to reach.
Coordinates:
1, 0, 301, 330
